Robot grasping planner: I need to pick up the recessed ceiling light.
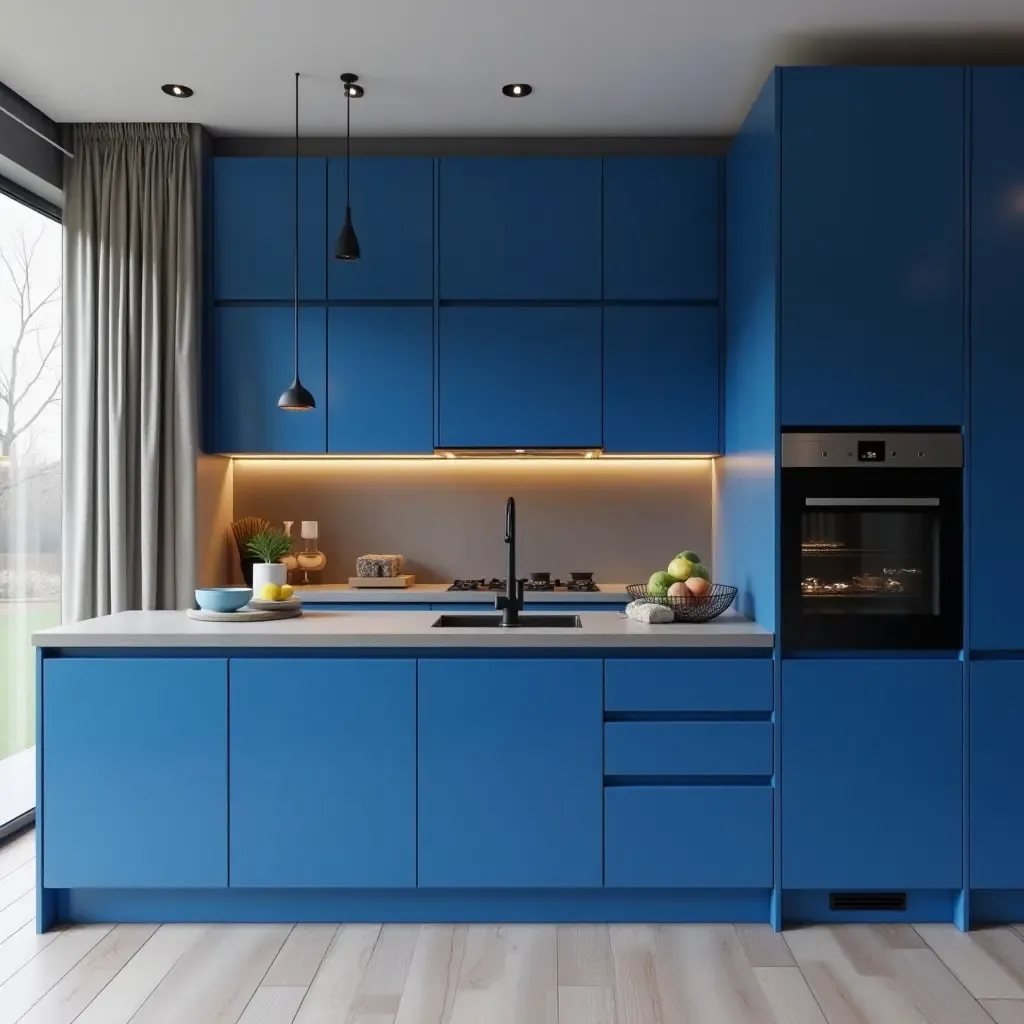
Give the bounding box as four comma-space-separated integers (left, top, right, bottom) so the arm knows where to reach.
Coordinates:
161, 84, 193, 98
502, 83, 532, 98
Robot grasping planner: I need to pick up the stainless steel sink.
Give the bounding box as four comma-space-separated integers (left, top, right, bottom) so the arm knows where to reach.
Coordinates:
431, 613, 582, 628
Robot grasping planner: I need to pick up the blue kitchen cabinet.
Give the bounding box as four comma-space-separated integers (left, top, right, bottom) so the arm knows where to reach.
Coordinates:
970, 662, 1024, 888
327, 307, 433, 453
970, 68, 1024, 650
438, 307, 602, 449
782, 659, 963, 890
606, 786, 773, 888
327, 158, 434, 300
213, 157, 326, 300
208, 306, 326, 454
42, 658, 227, 888
603, 157, 720, 300
778, 67, 966, 427
439, 158, 602, 299
229, 658, 416, 888
603, 306, 720, 453
417, 658, 603, 888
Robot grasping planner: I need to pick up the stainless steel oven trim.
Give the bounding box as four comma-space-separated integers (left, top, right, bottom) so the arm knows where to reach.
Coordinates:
805, 497, 941, 507
782, 432, 963, 468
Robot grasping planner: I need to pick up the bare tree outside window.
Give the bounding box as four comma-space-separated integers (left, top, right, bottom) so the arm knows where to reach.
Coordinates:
0, 193, 62, 792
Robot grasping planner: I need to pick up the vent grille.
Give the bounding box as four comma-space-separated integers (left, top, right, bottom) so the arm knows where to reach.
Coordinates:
829, 891, 907, 912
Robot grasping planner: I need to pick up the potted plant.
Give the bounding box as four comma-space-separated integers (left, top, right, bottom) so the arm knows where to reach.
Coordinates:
246, 529, 293, 594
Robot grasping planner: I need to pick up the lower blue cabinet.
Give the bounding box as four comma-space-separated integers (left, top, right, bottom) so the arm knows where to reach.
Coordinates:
417, 658, 603, 888
605, 786, 772, 888
782, 659, 963, 890
229, 658, 416, 887
327, 307, 434, 453
970, 662, 1024, 889
43, 658, 228, 888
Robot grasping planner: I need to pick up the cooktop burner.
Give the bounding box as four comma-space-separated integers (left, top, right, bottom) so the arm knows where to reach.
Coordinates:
447, 577, 600, 593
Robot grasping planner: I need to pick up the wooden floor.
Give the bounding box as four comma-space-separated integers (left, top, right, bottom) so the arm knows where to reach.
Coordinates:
4, 831, 1024, 1024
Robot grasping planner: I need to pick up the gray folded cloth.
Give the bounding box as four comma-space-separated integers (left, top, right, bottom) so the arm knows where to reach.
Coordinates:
625, 600, 675, 624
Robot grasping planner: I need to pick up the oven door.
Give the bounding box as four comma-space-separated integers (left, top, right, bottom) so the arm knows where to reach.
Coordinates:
781, 468, 962, 651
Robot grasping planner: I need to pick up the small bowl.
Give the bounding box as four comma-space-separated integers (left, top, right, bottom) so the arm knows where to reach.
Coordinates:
195, 587, 253, 613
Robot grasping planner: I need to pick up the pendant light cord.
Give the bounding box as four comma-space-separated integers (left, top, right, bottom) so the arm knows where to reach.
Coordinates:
293, 71, 300, 380
345, 83, 351, 207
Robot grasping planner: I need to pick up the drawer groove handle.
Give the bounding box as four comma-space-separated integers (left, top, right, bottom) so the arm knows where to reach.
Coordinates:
605, 710, 772, 723
604, 774, 774, 787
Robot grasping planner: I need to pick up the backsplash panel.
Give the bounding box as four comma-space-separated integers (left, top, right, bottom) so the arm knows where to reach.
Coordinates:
230, 459, 713, 584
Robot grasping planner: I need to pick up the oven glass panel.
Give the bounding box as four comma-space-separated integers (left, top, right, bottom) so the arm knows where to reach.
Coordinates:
801, 502, 940, 617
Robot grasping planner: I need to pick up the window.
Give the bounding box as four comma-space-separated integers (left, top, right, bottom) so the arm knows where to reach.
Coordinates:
0, 188, 61, 831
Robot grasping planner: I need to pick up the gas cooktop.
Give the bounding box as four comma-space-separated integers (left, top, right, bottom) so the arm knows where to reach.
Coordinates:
447, 576, 600, 593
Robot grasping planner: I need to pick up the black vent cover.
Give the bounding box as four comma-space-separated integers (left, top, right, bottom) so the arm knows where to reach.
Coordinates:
829, 891, 908, 912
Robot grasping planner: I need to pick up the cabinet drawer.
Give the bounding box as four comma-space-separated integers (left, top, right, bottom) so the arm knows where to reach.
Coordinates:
605, 786, 772, 888
604, 659, 773, 712
605, 722, 772, 778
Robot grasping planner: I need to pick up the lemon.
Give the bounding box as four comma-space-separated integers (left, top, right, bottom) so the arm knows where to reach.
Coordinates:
259, 583, 281, 601
280, 584, 294, 600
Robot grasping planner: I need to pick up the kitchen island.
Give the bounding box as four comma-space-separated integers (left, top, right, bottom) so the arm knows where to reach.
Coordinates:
32, 609, 774, 931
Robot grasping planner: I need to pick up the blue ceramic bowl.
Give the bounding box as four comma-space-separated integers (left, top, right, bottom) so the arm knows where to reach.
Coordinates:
195, 587, 253, 613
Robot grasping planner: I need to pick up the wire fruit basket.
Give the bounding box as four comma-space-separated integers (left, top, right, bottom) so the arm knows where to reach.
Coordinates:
626, 583, 738, 623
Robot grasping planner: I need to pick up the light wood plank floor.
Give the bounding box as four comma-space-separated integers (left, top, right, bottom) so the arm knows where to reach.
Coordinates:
4, 829, 1024, 1023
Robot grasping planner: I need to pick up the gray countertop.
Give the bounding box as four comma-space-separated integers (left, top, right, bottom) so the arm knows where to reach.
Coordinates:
33, 608, 773, 649
292, 583, 631, 604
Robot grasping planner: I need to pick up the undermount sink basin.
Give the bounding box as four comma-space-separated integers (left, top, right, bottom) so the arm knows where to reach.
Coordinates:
431, 613, 582, 629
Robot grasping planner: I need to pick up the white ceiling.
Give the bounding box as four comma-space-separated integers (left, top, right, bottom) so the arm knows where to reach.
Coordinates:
3, 0, 1024, 136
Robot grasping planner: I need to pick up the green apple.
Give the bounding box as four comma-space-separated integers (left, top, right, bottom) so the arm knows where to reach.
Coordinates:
648, 571, 676, 597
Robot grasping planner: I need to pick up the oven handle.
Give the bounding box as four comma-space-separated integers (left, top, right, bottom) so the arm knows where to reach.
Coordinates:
805, 497, 940, 507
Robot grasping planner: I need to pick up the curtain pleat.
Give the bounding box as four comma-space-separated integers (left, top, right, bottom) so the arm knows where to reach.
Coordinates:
62, 123, 198, 621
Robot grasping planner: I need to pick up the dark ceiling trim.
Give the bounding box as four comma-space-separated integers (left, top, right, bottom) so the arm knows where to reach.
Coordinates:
0, 81, 62, 191
212, 135, 731, 158
0, 174, 61, 221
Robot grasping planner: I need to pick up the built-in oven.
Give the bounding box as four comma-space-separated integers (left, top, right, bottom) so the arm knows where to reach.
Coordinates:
781, 432, 963, 652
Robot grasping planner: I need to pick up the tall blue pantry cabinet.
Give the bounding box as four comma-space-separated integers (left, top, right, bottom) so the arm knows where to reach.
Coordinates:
967, 68, 1024, 913
725, 66, 983, 928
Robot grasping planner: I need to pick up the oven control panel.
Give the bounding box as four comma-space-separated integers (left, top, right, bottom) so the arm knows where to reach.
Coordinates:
781, 432, 963, 468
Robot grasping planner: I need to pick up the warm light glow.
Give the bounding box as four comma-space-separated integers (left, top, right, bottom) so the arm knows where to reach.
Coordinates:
228, 456, 714, 476
227, 452, 718, 463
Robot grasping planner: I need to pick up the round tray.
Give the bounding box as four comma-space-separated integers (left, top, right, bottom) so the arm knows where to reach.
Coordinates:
626, 582, 737, 623
248, 596, 303, 611
187, 606, 302, 623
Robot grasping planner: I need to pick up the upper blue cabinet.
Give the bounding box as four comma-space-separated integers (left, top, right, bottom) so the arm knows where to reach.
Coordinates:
969, 67, 1024, 651
213, 158, 327, 301
778, 67, 966, 427
328, 307, 434, 454
326, 158, 434, 300
603, 157, 720, 300
438, 306, 602, 449
603, 306, 720, 453
439, 158, 602, 299
208, 306, 326, 454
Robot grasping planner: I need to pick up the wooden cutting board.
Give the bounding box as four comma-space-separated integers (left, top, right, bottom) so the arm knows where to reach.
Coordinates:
347, 574, 417, 589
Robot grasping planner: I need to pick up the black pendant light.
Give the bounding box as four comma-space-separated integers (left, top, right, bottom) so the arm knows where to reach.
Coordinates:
279, 72, 316, 411
334, 72, 363, 262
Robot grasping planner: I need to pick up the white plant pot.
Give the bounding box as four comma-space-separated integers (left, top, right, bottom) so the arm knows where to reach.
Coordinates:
252, 562, 287, 593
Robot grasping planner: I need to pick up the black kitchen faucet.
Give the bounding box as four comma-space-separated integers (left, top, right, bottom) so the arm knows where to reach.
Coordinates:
494, 496, 526, 626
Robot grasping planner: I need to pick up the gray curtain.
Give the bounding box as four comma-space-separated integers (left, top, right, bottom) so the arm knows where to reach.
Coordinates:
62, 123, 198, 621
